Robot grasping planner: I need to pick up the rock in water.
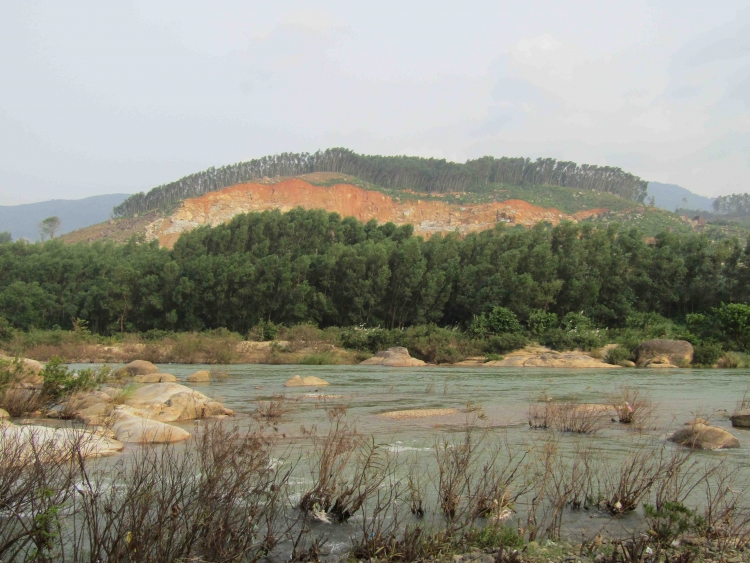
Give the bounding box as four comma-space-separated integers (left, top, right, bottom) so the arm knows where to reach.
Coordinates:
114, 360, 159, 377
284, 375, 330, 387
110, 406, 191, 443
124, 383, 234, 421
484, 352, 616, 368
187, 370, 211, 382
730, 410, 750, 428
133, 373, 177, 383
359, 347, 427, 367
668, 423, 740, 450
0, 423, 124, 459
634, 340, 693, 367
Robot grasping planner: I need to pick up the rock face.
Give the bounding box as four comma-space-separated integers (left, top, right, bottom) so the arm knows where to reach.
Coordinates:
114, 360, 159, 377
360, 347, 427, 367
110, 406, 191, 443
0, 423, 124, 459
668, 423, 740, 450
730, 410, 750, 428
133, 373, 177, 383
284, 375, 330, 387
484, 352, 617, 368
635, 340, 693, 367
125, 383, 234, 422
187, 370, 211, 382
143, 178, 613, 248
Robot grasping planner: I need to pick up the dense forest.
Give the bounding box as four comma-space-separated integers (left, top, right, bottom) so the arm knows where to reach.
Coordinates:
1, 208, 748, 356
113, 149, 649, 217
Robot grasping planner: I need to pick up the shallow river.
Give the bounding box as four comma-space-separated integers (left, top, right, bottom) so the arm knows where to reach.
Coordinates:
68, 363, 750, 552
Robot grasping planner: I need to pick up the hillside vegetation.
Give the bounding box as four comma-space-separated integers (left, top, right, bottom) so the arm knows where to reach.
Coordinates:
113, 148, 648, 217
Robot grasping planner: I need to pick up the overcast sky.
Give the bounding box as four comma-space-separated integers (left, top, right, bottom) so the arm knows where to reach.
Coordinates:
1, 1, 749, 204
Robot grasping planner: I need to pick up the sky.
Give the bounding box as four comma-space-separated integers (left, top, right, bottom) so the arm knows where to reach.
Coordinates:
1, 1, 749, 205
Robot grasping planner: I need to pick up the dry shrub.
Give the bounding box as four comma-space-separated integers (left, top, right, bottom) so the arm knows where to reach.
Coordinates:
300, 406, 393, 523
700, 460, 750, 552
254, 394, 292, 419
608, 386, 658, 430
528, 400, 608, 434
599, 439, 693, 515
0, 387, 43, 416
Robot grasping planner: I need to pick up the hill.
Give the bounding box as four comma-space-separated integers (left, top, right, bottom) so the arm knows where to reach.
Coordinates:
647, 182, 714, 213
0, 194, 129, 241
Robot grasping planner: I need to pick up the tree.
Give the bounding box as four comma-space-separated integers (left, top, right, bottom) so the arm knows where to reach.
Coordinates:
39, 216, 61, 240
0, 232, 11, 244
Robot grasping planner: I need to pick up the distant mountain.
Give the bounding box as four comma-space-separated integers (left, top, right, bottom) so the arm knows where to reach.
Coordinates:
0, 194, 130, 241
648, 182, 714, 213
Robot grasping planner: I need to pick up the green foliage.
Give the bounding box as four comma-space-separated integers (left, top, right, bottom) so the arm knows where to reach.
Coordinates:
0, 231, 11, 244
40, 357, 109, 401
0, 207, 749, 357
692, 342, 723, 365
713, 303, 750, 351
484, 333, 528, 354
561, 312, 592, 331
604, 346, 632, 365
114, 148, 649, 217
527, 309, 558, 337
644, 502, 703, 548
464, 525, 525, 550
298, 351, 342, 365
0, 316, 15, 341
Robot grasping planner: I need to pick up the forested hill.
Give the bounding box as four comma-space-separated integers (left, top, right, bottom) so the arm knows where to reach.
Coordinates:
0, 194, 129, 241
113, 148, 649, 217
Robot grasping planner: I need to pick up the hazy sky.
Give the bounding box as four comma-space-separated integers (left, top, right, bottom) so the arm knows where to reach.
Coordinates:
1, 1, 749, 204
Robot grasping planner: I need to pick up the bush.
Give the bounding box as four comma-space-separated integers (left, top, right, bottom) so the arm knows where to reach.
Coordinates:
0, 316, 15, 341
717, 352, 750, 369
713, 303, 750, 351
483, 333, 528, 354
605, 346, 632, 365
692, 342, 723, 366
40, 357, 109, 401
526, 309, 558, 336
470, 307, 522, 337
403, 325, 465, 364
562, 312, 592, 331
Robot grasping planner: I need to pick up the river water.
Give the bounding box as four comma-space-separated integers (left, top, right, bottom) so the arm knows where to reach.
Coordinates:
69, 363, 750, 552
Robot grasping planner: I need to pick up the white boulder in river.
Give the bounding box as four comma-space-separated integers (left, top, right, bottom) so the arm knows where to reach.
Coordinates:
360, 347, 427, 367
0, 421, 124, 459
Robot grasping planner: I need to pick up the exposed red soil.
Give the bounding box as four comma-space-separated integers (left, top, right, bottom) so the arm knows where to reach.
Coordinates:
146, 179, 609, 248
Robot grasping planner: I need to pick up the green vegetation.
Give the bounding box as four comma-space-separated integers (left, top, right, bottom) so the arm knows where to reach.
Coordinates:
1, 208, 750, 361
113, 148, 648, 217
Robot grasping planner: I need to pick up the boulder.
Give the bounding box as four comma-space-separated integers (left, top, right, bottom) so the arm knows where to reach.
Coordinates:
635, 340, 693, 367
360, 347, 427, 367
114, 360, 159, 378
0, 408, 8, 419
644, 356, 679, 369
484, 352, 617, 368
730, 410, 750, 428
618, 360, 636, 368
668, 423, 740, 450
133, 373, 178, 383
110, 406, 190, 443
379, 408, 458, 420
124, 383, 233, 422
0, 354, 44, 374
187, 370, 211, 383
0, 423, 124, 459
284, 375, 330, 387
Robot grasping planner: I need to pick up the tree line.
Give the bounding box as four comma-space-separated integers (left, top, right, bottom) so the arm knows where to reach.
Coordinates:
113, 149, 649, 217
713, 192, 750, 216
0, 208, 747, 340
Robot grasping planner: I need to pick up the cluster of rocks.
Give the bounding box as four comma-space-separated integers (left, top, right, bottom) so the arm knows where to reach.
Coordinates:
1, 359, 234, 459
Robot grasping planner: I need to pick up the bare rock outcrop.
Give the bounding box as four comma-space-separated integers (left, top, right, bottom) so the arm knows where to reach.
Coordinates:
635, 340, 693, 367
114, 360, 159, 378
730, 410, 750, 428
284, 375, 329, 387
0, 422, 124, 459
125, 383, 233, 422
484, 351, 617, 368
360, 347, 427, 367
668, 422, 740, 450
110, 406, 191, 443
187, 370, 211, 382
133, 373, 178, 383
